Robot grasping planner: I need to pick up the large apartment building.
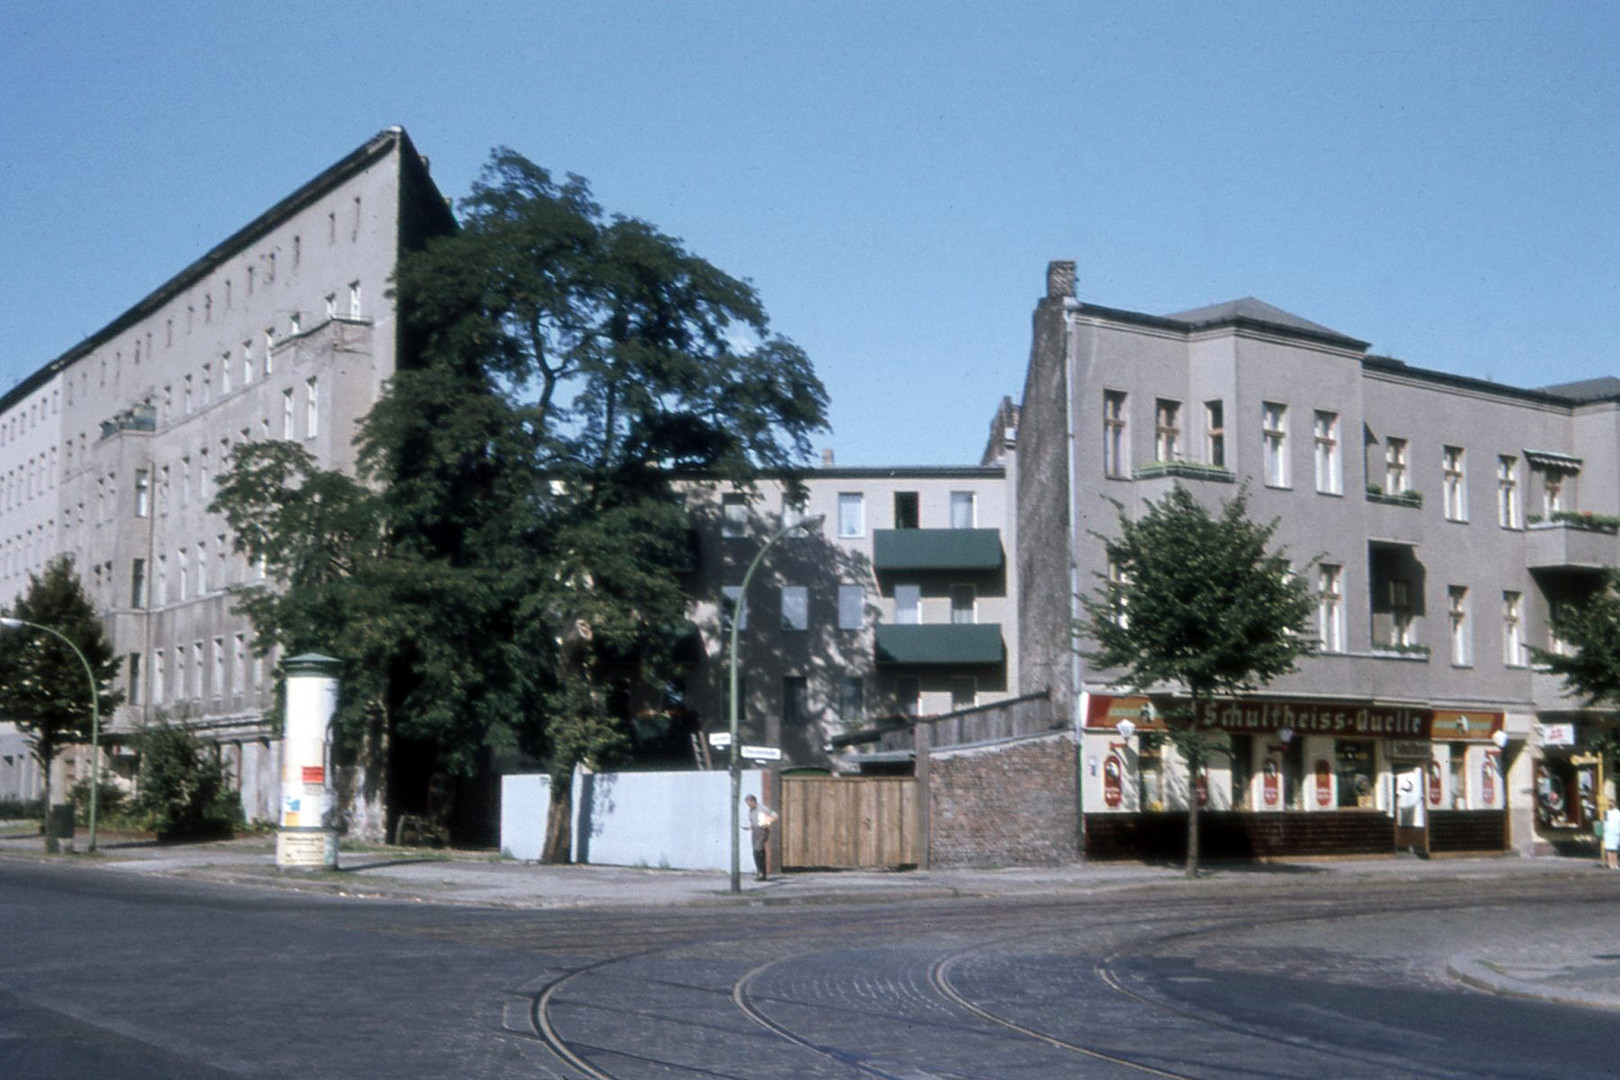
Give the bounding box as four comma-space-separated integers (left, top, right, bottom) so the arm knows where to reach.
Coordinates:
0, 128, 453, 829
1020, 260, 1617, 858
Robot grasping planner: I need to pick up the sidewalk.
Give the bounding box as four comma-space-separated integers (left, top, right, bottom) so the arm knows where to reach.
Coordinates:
4, 825, 1620, 1012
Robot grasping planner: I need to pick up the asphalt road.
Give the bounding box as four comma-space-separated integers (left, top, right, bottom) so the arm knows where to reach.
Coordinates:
2, 860, 1618, 1079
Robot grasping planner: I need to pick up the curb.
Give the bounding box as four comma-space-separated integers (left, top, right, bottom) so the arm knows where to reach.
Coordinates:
1447, 954, 1620, 1013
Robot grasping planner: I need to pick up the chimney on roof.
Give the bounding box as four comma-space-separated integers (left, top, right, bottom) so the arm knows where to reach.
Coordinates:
1046, 260, 1076, 299
821, 448, 835, 467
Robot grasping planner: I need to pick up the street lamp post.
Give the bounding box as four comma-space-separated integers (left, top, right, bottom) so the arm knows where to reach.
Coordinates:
728, 512, 824, 894
0, 616, 102, 853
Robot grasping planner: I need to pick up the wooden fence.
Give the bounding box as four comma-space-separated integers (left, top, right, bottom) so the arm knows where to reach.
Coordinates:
780, 776, 921, 870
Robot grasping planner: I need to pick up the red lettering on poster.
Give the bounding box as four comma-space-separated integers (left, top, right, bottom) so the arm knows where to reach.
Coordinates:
301, 765, 324, 784
1425, 761, 1443, 807
1262, 760, 1280, 807
1482, 752, 1498, 805
1315, 759, 1333, 807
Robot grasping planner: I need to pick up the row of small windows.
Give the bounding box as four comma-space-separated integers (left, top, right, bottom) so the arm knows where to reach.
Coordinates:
720, 489, 979, 540
0, 392, 59, 446
0, 524, 55, 585
127, 634, 269, 710
721, 582, 979, 633
2, 449, 56, 511
119, 542, 263, 611
1315, 565, 1536, 668
1104, 391, 1571, 526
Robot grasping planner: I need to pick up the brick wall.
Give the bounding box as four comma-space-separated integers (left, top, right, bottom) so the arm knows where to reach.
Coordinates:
928, 731, 1078, 867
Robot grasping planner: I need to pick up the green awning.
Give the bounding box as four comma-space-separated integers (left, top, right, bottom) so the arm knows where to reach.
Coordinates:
874, 623, 1004, 665
872, 529, 1002, 571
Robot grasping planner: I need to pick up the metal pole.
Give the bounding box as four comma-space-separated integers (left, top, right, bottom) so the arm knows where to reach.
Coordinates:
1, 617, 102, 853
728, 513, 823, 894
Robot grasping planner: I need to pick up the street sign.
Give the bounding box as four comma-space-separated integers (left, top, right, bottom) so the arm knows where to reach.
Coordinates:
740, 744, 782, 761
707, 732, 733, 748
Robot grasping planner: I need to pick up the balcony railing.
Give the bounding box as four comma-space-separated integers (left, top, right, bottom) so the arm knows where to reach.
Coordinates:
1131, 460, 1236, 483
1366, 484, 1422, 508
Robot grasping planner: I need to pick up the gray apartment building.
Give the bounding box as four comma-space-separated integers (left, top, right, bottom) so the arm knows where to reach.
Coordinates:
681, 433, 1020, 772
0, 128, 453, 833
1019, 260, 1616, 859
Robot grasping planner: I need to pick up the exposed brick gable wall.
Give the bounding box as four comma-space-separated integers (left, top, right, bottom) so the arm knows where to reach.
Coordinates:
928, 731, 1078, 867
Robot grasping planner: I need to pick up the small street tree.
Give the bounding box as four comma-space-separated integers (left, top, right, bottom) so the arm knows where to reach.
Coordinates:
0, 557, 123, 816
1078, 485, 1316, 876
1534, 571, 1620, 777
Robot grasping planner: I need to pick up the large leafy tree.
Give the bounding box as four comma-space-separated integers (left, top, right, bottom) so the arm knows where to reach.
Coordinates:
1078, 485, 1316, 876
0, 557, 124, 814
1535, 572, 1620, 775
213, 148, 828, 857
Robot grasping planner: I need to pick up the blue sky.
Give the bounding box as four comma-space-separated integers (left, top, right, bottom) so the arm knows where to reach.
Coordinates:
3, 2, 1615, 465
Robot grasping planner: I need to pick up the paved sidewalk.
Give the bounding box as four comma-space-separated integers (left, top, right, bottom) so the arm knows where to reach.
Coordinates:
5, 825, 1620, 1012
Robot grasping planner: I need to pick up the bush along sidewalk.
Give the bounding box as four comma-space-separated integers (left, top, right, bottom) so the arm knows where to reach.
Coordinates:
131, 721, 244, 841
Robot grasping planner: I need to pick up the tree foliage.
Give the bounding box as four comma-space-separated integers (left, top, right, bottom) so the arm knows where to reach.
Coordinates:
1077, 485, 1316, 874
1536, 572, 1620, 772
131, 719, 242, 840
0, 557, 123, 812
211, 147, 828, 856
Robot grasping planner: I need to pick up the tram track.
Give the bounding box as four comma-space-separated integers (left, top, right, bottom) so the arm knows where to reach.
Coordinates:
519, 878, 1619, 1080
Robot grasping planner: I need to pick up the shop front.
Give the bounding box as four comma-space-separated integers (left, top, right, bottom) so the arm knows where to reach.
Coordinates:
1080, 693, 1508, 860
1532, 716, 1615, 856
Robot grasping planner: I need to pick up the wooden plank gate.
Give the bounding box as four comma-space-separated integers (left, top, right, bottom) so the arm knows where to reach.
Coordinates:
780, 776, 921, 870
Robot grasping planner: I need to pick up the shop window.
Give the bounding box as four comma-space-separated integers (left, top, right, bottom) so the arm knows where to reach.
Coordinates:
1138, 733, 1164, 811
1335, 739, 1375, 808
1448, 744, 1468, 809
1229, 734, 1253, 810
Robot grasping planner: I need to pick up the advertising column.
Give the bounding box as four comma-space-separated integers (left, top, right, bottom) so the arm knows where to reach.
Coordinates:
276, 652, 342, 871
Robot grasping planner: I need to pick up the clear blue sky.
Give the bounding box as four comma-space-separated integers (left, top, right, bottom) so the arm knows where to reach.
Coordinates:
3, 2, 1616, 465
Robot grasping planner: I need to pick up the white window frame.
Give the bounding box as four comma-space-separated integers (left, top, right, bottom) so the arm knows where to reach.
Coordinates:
1502, 591, 1524, 667
1205, 400, 1225, 468
949, 491, 976, 529
1103, 390, 1128, 477
1497, 455, 1519, 529
894, 584, 921, 625
837, 492, 865, 538
1313, 411, 1341, 495
305, 377, 319, 439
1262, 402, 1288, 488
1318, 564, 1344, 653
1385, 438, 1408, 494
1443, 445, 1467, 521
1448, 585, 1471, 666
1154, 398, 1181, 463
780, 585, 809, 632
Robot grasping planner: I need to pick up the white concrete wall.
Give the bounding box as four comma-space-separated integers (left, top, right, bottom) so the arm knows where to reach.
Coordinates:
501, 768, 770, 870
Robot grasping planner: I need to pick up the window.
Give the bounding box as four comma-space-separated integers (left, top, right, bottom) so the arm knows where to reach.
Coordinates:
289, 312, 301, 335
1313, 411, 1341, 494
325, 293, 337, 319
1503, 591, 1524, 666
159, 465, 169, 515
178, 556, 188, 601
1385, 438, 1408, 494
721, 492, 748, 538
348, 281, 362, 318
183, 375, 193, 414
1103, 390, 1128, 477
1543, 471, 1565, 516
220, 351, 231, 395
134, 469, 150, 517
154, 649, 166, 705
1389, 579, 1414, 647
838, 493, 865, 538
1448, 586, 1471, 666
1154, 399, 1181, 462
951, 584, 975, 624
837, 584, 863, 631
130, 558, 146, 609
894, 584, 921, 624
196, 542, 208, 595
174, 644, 187, 699
1107, 556, 1130, 628
1443, 446, 1467, 521
201, 363, 212, 405
781, 493, 806, 530
781, 585, 809, 631
720, 585, 748, 631
951, 677, 977, 710
1318, 564, 1344, 653
896, 676, 920, 718
836, 676, 864, 726
893, 491, 919, 529
1497, 456, 1519, 528
950, 491, 975, 529
192, 642, 204, 696
1205, 400, 1225, 467
1262, 402, 1288, 487
157, 555, 167, 605
213, 638, 225, 699
305, 377, 319, 438
264, 329, 276, 374
128, 654, 141, 707
282, 389, 295, 439
782, 676, 808, 728
242, 341, 253, 386
234, 634, 246, 695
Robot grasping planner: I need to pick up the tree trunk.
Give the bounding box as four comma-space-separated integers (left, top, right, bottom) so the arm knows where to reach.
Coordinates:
541, 769, 573, 864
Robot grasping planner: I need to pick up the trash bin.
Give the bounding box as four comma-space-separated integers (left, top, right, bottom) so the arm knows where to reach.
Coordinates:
46, 803, 75, 839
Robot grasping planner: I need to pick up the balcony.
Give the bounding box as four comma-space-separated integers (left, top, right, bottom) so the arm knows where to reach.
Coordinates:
874, 623, 1004, 666
872, 528, 1002, 572
1365, 484, 1422, 509
1131, 461, 1235, 483
1526, 517, 1620, 571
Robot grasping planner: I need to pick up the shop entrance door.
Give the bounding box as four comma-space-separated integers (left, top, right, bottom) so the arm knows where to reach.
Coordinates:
1394, 765, 1428, 854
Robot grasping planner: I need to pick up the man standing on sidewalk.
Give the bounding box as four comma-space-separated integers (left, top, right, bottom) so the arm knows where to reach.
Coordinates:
744, 795, 776, 881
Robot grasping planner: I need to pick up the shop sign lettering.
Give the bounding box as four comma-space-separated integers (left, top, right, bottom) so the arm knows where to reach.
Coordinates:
1540, 723, 1576, 747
